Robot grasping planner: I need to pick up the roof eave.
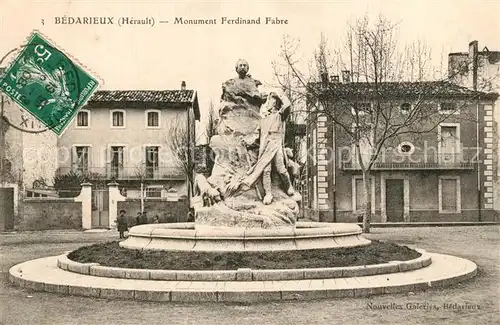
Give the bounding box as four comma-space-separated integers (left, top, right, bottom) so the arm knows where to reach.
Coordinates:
85, 101, 192, 108
191, 91, 201, 121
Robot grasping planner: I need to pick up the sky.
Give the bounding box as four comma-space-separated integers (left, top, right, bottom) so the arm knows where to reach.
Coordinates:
0, 0, 499, 142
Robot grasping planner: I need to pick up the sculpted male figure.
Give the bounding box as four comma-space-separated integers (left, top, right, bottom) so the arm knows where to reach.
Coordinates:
191, 59, 301, 228
226, 91, 295, 204
218, 59, 263, 135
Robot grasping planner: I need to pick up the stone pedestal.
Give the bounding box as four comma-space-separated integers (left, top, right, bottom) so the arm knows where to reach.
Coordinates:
108, 182, 126, 229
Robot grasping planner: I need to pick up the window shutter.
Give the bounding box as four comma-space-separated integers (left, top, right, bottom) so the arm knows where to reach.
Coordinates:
71, 146, 77, 171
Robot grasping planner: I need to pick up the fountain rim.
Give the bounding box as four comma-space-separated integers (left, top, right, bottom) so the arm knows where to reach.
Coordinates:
126, 222, 363, 240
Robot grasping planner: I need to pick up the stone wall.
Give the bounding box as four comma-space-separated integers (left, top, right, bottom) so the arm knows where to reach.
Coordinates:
22, 128, 58, 190
318, 209, 498, 223
17, 198, 82, 230
117, 198, 189, 225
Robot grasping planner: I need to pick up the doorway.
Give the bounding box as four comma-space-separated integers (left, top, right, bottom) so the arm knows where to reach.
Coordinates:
0, 187, 15, 230
91, 189, 109, 228
386, 179, 404, 222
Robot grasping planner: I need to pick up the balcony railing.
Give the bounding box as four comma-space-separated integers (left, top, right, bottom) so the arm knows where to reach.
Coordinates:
340, 153, 475, 170
56, 165, 185, 180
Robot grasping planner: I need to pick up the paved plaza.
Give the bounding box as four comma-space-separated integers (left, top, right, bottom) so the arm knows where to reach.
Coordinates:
0, 226, 499, 325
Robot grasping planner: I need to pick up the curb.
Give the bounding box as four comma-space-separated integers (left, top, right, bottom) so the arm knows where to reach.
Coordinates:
8, 252, 477, 302
58, 251, 431, 281
355, 222, 500, 228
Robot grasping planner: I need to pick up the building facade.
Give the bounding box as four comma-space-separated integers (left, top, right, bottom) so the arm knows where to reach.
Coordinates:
304, 79, 498, 223
448, 41, 500, 213
56, 85, 200, 201
0, 79, 58, 230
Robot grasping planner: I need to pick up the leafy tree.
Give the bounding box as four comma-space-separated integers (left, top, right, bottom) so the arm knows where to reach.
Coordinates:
53, 171, 86, 198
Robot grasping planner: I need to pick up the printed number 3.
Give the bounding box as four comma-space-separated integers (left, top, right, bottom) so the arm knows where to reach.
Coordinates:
34, 45, 51, 64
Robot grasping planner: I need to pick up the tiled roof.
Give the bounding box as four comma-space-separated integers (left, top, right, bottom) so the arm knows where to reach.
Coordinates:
86, 89, 200, 120
311, 81, 498, 100
88, 90, 195, 103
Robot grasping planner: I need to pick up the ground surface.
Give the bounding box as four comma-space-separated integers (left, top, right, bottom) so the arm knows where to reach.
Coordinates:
0, 226, 498, 325
68, 240, 420, 270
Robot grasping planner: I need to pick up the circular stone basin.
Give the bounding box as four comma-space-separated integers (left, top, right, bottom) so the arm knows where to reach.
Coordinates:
119, 222, 371, 252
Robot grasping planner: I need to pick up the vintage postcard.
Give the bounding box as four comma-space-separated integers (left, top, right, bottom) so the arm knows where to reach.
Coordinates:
0, 0, 498, 324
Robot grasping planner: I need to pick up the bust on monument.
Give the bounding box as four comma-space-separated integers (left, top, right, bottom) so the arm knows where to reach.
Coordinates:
192, 59, 302, 229
218, 59, 263, 135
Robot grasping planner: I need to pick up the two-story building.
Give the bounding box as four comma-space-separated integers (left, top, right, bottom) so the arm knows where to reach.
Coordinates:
304, 77, 498, 223
56, 83, 200, 207
449, 41, 500, 214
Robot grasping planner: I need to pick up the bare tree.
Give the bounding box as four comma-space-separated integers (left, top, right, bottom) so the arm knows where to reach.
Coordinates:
272, 38, 310, 170
165, 115, 195, 198
205, 100, 218, 142
276, 15, 492, 233
133, 165, 147, 213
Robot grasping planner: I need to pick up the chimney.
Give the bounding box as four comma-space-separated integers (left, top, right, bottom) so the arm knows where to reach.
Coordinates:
469, 41, 478, 90
320, 71, 329, 86
181, 81, 186, 91
342, 70, 351, 83
330, 75, 340, 83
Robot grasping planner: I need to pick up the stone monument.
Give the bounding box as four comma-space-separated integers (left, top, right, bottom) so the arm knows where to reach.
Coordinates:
193, 59, 302, 228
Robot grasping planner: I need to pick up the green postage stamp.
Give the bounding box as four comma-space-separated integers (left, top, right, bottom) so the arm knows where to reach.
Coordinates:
0, 31, 99, 135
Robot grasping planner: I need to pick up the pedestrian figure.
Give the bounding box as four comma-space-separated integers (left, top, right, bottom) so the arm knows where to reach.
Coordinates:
117, 209, 128, 239
187, 208, 195, 222
153, 215, 160, 224
136, 211, 142, 225
140, 211, 149, 224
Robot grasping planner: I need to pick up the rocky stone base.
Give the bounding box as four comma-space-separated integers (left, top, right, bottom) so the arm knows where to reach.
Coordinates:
195, 201, 298, 228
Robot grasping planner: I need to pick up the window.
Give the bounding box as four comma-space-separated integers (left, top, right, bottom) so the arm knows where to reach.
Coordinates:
439, 102, 459, 115
438, 123, 460, 163
110, 110, 125, 127
110, 146, 124, 178
400, 103, 411, 114
146, 186, 162, 198
76, 110, 89, 127
146, 110, 160, 128
397, 142, 415, 155
145, 146, 160, 178
352, 122, 374, 167
73, 146, 89, 174
439, 177, 461, 213
352, 176, 375, 213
